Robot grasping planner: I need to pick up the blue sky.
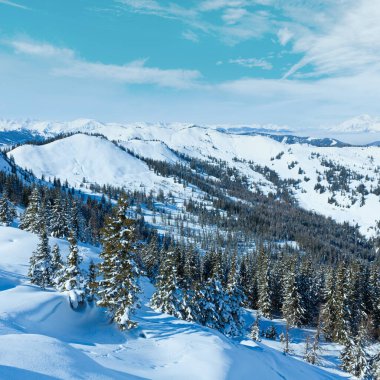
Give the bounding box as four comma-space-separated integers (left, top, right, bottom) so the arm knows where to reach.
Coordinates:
0, 0, 379, 128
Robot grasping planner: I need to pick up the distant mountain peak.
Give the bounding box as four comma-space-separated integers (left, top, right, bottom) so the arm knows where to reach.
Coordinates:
327, 114, 380, 133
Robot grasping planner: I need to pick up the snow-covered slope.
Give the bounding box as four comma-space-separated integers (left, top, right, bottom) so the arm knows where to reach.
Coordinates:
7, 121, 380, 237
8, 134, 180, 191
0, 226, 346, 379
327, 114, 380, 134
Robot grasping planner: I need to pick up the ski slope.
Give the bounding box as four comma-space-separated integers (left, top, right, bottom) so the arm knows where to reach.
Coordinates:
0, 226, 347, 379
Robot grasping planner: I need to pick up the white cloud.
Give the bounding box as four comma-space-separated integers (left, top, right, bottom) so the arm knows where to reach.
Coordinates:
284, 0, 380, 78
0, 0, 27, 9
116, 0, 273, 45
198, 0, 247, 12
229, 57, 272, 70
182, 30, 199, 43
277, 27, 293, 46
5, 39, 201, 89
222, 8, 247, 24
9, 40, 74, 59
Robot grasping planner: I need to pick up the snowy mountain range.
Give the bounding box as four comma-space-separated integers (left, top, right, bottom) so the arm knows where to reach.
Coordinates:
0, 117, 379, 379
2, 118, 380, 238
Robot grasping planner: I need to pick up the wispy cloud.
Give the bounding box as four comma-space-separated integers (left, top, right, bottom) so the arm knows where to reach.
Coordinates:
228, 57, 272, 70
9, 40, 74, 58
182, 30, 199, 43
283, 0, 380, 78
5, 39, 201, 89
0, 0, 27, 9
277, 27, 292, 46
116, 0, 274, 45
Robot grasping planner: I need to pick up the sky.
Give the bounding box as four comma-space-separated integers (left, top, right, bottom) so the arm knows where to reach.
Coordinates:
0, 0, 379, 129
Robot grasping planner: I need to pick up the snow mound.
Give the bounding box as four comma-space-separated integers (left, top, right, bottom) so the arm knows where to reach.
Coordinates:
8, 134, 161, 189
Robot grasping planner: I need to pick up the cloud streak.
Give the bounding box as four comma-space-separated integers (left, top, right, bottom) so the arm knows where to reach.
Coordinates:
0, 0, 27, 9
6, 39, 201, 89
229, 57, 272, 70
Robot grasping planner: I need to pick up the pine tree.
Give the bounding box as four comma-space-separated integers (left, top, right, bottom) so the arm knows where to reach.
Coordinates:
280, 322, 291, 355
257, 247, 272, 318
51, 243, 63, 280
0, 193, 16, 226
28, 227, 52, 289
20, 188, 43, 233
141, 232, 160, 279
350, 322, 369, 379
334, 264, 351, 343
50, 196, 68, 238
250, 312, 261, 341
321, 268, 337, 341
151, 250, 185, 319
305, 316, 321, 365
282, 257, 304, 327
225, 252, 244, 335
86, 260, 97, 302
58, 232, 85, 308
97, 196, 140, 330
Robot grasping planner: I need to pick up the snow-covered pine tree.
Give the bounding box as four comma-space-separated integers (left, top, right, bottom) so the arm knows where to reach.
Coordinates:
50, 196, 68, 238
0, 193, 16, 226
97, 196, 140, 330
28, 227, 52, 289
20, 187, 43, 233
58, 232, 85, 308
239, 254, 256, 308
340, 321, 356, 373
86, 260, 97, 302
280, 322, 291, 355
321, 268, 337, 341
257, 247, 272, 318
250, 312, 261, 341
225, 252, 244, 336
334, 264, 351, 343
369, 266, 380, 338
151, 249, 185, 319
305, 316, 321, 365
51, 243, 63, 278
140, 232, 160, 279
282, 257, 304, 327
350, 322, 370, 379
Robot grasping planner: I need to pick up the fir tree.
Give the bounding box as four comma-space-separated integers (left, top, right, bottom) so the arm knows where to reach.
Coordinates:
250, 312, 261, 342
97, 196, 140, 330
86, 260, 97, 302
350, 322, 370, 379
151, 250, 186, 319
141, 232, 160, 279
282, 257, 304, 327
280, 322, 291, 355
50, 244, 63, 280
0, 193, 16, 226
257, 247, 272, 318
321, 268, 337, 341
58, 232, 85, 308
28, 227, 52, 289
264, 324, 277, 340
305, 317, 321, 365
20, 187, 43, 233
50, 196, 68, 238
334, 264, 351, 343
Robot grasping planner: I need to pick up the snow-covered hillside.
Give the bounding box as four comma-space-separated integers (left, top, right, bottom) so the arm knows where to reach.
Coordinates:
0, 226, 346, 379
6, 119, 380, 237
